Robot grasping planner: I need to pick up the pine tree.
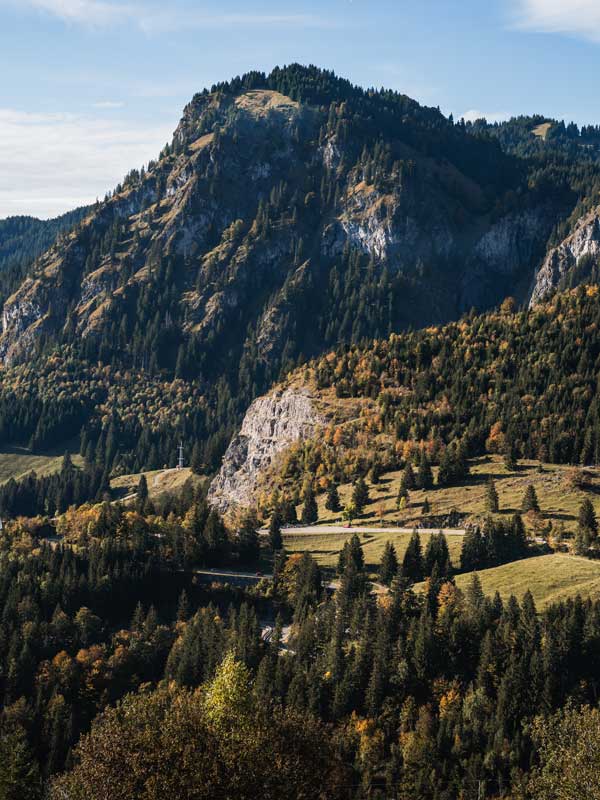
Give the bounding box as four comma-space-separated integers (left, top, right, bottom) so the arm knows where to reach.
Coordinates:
351, 476, 370, 513
269, 512, 284, 551
504, 438, 518, 471
0, 722, 42, 800
401, 462, 415, 491
301, 485, 318, 525
485, 477, 499, 513
522, 484, 540, 513
325, 483, 341, 513
136, 474, 149, 513
575, 498, 598, 554
396, 486, 409, 510
379, 541, 398, 585
416, 452, 434, 490
402, 530, 423, 582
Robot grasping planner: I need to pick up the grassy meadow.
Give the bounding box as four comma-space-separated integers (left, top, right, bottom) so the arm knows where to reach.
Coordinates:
306, 455, 600, 536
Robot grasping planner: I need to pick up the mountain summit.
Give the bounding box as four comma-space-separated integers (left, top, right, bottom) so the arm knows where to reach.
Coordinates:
0, 66, 598, 454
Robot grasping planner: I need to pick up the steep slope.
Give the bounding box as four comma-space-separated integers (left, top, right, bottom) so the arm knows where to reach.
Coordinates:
210, 286, 600, 511
0, 66, 571, 377
0, 207, 89, 303
3, 65, 600, 482
529, 206, 600, 304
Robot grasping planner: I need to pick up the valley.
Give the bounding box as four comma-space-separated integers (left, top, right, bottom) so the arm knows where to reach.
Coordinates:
2, 63, 600, 799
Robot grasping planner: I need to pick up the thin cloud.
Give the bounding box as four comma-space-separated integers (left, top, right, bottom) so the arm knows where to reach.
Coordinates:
11, 0, 135, 25
0, 108, 173, 218
512, 0, 600, 43
4, 0, 335, 32
92, 100, 125, 109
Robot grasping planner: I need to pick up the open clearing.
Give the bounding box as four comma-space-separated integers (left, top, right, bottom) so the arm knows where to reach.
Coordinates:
283, 528, 464, 573
454, 554, 600, 609
111, 467, 203, 501
0, 444, 83, 484
309, 455, 600, 536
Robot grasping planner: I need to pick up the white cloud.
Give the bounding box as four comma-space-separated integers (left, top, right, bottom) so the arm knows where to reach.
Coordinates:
513, 0, 600, 42
4, 0, 332, 32
461, 109, 512, 124
13, 0, 135, 25
92, 100, 125, 109
0, 108, 173, 218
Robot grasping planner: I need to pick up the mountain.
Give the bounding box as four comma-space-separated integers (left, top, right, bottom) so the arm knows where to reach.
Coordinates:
0, 207, 89, 304
210, 285, 600, 511
1, 65, 600, 478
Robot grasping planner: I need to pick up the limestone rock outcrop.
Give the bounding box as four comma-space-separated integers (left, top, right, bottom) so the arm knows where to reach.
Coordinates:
208, 387, 323, 512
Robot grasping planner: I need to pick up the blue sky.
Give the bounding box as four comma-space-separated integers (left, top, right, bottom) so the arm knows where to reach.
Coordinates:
1, 0, 599, 218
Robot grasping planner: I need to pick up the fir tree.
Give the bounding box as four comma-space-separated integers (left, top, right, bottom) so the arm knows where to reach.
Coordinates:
401, 462, 416, 491
416, 452, 434, 490
379, 541, 398, 585
269, 512, 284, 551
325, 483, 341, 513
301, 485, 318, 525
522, 484, 540, 513
402, 530, 424, 582
485, 477, 499, 513
351, 476, 370, 513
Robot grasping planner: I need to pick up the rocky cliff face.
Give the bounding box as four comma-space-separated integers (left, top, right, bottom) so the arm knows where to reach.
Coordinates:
208, 387, 324, 512
529, 208, 600, 306
0, 67, 585, 383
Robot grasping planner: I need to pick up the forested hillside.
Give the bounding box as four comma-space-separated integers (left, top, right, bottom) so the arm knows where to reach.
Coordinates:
0, 207, 89, 304
1, 65, 600, 491
212, 285, 600, 513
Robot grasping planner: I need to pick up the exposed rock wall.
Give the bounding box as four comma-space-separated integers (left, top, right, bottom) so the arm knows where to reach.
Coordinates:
208, 387, 324, 512
529, 209, 600, 306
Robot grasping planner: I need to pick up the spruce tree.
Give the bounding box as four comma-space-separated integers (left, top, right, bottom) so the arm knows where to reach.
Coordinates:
416, 452, 434, 490
136, 474, 149, 513
485, 477, 499, 513
401, 462, 416, 491
269, 512, 284, 551
301, 485, 318, 525
522, 484, 540, 513
351, 476, 370, 513
325, 483, 341, 513
379, 541, 398, 585
402, 530, 424, 582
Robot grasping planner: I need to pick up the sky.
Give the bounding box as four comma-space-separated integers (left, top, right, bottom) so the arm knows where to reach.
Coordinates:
1, 0, 599, 219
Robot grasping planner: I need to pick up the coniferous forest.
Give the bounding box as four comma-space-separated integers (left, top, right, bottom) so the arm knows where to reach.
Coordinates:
2, 62, 600, 799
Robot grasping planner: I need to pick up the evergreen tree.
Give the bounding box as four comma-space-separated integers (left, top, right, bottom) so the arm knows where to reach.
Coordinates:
416, 452, 434, 490
396, 486, 409, 510
575, 498, 598, 554
379, 541, 398, 585
402, 530, 424, 582
0, 722, 42, 800
325, 483, 341, 513
522, 484, 540, 513
504, 439, 518, 471
485, 477, 499, 513
136, 474, 149, 514
238, 512, 260, 564
300, 484, 318, 525
351, 476, 370, 513
269, 512, 284, 551
401, 462, 416, 491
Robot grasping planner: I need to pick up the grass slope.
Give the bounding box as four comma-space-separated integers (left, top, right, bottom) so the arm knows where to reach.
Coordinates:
283, 529, 463, 573
309, 455, 600, 536
454, 554, 600, 609
0, 444, 83, 484
111, 467, 204, 502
